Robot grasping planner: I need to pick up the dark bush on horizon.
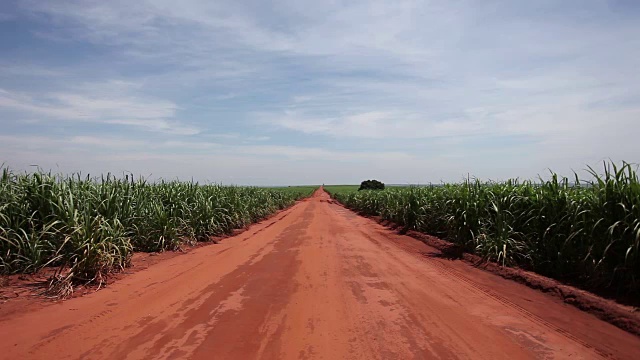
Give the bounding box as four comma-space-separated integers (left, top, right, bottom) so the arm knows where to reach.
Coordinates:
359, 179, 385, 191
336, 161, 640, 299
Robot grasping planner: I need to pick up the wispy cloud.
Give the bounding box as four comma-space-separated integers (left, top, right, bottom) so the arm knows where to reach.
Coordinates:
0, 63, 63, 77
0, 0, 639, 184
0, 81, 199, 135
1, 133, 413, 184
264, 110, 486, 139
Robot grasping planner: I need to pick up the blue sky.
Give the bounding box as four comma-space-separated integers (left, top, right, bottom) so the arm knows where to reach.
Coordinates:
1, 0, 639, 185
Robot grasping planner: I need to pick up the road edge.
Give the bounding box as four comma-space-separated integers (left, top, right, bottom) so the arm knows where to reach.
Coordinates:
328, 198, 640, 337
0, 196, 312, 316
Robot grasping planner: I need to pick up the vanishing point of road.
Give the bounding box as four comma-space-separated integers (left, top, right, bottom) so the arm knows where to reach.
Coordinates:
1, 188, 639, 359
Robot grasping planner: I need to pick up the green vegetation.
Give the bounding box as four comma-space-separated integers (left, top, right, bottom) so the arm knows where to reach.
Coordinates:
267, 186, 319, 196
0, 168, 314, 291
323, 185, 361, 193
327, 162, 640, 297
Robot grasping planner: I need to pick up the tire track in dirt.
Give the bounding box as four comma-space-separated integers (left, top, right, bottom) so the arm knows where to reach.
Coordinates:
353, 225, 610, 357
324, 197, 638, 359
421, 256, 611, 358
0, 188, 638, 359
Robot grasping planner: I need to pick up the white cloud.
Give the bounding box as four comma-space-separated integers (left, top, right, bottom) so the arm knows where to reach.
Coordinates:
69, 136, 146, 148
1, 0, 639, 183
2, 133, 410, 162
265, 110, 488, 139
1, 133, 415, 184
0, 63, 63, 77
0, 81, 199, 135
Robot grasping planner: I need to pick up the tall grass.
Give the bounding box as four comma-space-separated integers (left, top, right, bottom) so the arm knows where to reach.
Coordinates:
329, 162, 640, 297
0, 168, 313, 290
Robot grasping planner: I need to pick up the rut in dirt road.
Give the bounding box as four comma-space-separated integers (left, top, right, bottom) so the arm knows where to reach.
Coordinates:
0, 188, 639, 359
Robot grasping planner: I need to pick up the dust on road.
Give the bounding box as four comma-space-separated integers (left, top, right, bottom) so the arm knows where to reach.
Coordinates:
0, 188, 638, 359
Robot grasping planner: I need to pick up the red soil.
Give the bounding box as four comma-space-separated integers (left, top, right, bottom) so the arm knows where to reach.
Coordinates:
0, 188, 638, 359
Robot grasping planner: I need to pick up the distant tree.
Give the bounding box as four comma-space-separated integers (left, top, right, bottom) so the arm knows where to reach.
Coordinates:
358, 179, 385, 191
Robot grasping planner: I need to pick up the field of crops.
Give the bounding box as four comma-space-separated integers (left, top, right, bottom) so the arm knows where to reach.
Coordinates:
326, 162, 640, 298
0, 168, 314, 291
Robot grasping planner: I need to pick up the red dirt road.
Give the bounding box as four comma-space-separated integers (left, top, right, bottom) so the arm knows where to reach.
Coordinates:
1, 189, 639, 359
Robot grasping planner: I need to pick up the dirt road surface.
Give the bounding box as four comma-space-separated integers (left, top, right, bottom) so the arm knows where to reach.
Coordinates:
1, 188, 639, 359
